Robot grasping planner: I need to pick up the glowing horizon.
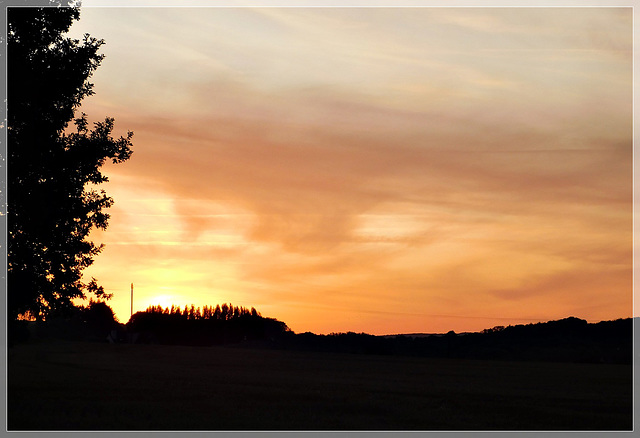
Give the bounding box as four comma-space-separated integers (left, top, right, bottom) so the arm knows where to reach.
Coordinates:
65, 5, 632, 335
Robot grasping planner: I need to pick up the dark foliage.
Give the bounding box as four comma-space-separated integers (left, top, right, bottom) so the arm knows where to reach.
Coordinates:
12, 300, 123, 344
274, 317, 633, 364
127, 304, 290, 346
81, 299, 121, 339
124, 310, 631, 364
7, 3, 133, 321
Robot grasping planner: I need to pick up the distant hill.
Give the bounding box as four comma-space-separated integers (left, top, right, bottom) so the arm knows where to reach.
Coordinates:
273, 317, 633, 364
382, 333, 442, 339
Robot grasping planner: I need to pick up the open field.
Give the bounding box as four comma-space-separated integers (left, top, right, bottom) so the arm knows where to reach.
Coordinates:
7, 340, 632, 430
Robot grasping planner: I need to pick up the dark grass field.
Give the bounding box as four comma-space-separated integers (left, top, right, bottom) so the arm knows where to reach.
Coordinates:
7, 340, 632, 430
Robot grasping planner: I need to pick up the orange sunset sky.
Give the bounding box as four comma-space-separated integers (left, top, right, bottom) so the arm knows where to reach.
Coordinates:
66, 1, 633, 335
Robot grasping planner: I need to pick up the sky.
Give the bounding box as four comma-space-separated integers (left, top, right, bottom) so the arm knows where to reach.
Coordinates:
66, 2, 633, 335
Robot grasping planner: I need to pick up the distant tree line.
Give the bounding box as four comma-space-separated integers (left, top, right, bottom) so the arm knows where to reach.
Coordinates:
10, 299, 632, 365
127, 303, 290, 346
274, 317, 632, 364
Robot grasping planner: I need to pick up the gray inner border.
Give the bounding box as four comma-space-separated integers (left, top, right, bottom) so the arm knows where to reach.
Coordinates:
0, 1, 636, 437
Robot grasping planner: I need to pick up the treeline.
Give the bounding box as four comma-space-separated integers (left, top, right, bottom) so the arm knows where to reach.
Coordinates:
10, 301, 632, 365
141, 303, 261, 321
127, 303, 290, 346
274, 317, 632, 364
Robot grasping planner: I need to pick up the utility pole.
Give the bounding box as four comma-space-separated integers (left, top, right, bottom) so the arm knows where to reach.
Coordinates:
130, 283, 134, 319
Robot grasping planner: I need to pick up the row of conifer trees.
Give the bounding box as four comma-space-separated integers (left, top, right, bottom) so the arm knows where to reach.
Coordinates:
143, 303, 260, 321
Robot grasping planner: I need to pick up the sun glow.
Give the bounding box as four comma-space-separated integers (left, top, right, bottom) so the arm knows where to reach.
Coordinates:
144, 293, 176, 310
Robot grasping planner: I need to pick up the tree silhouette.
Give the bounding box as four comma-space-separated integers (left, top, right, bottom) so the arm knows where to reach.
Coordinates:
81, 299, 120, 338
126, 303, 289, 346
221, 303, 230, 320
7, 4, 133, 321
